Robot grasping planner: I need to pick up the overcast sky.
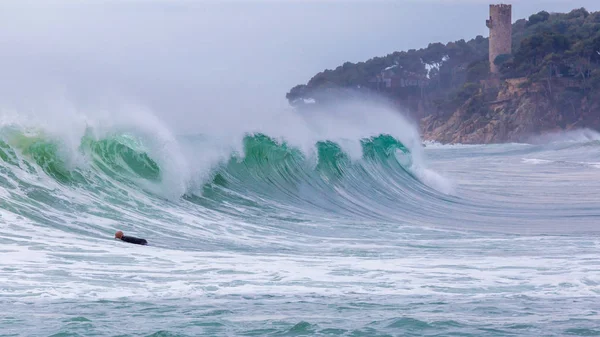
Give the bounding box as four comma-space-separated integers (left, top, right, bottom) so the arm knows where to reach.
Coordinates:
1, 0, 599, 134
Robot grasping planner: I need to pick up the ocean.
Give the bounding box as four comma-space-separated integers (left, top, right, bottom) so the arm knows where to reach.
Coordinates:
0, 110, 599, 336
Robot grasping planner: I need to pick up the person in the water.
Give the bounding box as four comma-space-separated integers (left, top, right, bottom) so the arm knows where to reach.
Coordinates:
115, 231, 148, 245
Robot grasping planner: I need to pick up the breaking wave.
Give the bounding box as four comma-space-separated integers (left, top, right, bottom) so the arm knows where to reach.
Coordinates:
0, 113, 455, 244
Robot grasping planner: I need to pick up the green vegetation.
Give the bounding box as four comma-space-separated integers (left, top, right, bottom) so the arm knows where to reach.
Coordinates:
287, 8, 600, 119
501, 9, 600, 80
286, 36, 489, 107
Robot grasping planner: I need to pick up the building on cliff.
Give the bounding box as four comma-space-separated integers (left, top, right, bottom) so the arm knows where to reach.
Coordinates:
368, 66, 429, 94
486, 4, 512, 74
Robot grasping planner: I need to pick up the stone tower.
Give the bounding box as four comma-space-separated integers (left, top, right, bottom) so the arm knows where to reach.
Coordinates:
486, 4, 512, 74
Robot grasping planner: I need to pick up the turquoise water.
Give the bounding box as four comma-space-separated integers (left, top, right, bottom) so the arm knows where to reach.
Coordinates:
1, 121, 600, 336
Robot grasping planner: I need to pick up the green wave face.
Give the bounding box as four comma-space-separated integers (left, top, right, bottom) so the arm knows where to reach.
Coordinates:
0, 128, 425, 223
4, 133, 76, 184
82, 136, 161, 182
199, 133, 419, 213
1, 127, 415, 191
24, 140, 74, 184
0, 139, 19, 166
228, 133, 306, 181
315, 140, 350, 181
361, 134, 409, 160
1, 130, 162, 185
208, 133, 413, 188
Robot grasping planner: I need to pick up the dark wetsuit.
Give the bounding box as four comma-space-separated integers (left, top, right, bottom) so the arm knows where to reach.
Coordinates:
120, 235, 148, 245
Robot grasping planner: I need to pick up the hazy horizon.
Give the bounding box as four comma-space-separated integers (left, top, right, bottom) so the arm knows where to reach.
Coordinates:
1, 0, 599, 134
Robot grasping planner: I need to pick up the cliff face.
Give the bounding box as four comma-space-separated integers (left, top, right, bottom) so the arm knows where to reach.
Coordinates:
420, 78, 600, 144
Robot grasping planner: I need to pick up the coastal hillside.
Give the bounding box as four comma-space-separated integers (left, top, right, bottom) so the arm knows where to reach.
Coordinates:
286, 8, 600, 143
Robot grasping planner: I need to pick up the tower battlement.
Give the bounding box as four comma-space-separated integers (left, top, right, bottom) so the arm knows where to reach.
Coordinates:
487, 4, 512, 74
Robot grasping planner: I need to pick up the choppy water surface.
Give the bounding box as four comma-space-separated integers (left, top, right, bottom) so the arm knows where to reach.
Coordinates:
1, 122, 599, 336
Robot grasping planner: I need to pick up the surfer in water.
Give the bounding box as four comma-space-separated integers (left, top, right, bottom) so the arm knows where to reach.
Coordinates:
115, 231, 148, 246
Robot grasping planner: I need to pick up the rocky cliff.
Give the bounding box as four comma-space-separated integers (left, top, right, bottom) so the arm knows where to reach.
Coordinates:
420, 78, 600, 143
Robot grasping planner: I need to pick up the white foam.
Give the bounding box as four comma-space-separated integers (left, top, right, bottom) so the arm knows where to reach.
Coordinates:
527, 128, 600, 144
1, 234, 598, 301
522, 158, 552, 165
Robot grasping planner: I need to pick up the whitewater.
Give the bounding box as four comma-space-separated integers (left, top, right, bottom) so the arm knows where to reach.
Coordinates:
1, 102, 599, 337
